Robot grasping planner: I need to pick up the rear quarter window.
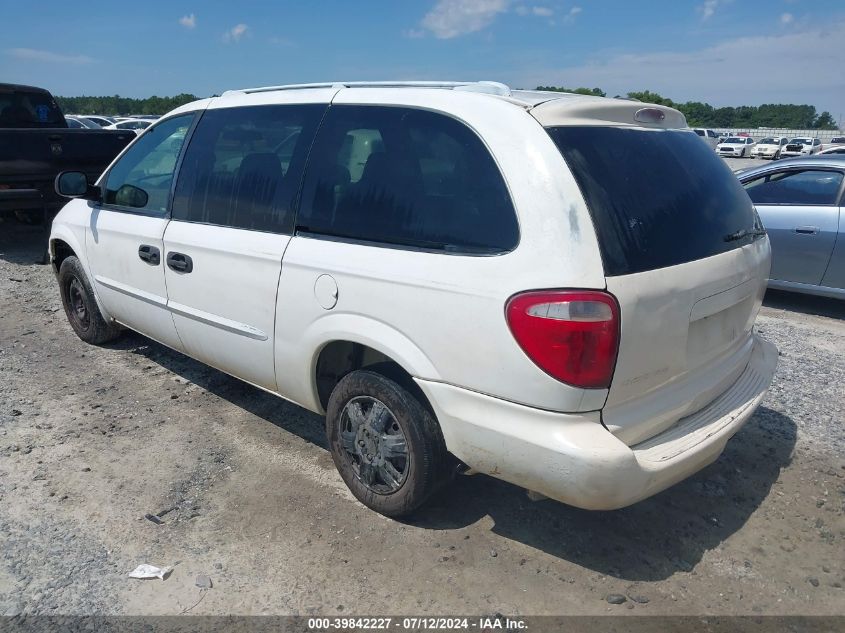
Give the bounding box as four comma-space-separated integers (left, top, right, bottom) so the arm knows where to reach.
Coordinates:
297, 105, 518, 254
547, 126, 759, 276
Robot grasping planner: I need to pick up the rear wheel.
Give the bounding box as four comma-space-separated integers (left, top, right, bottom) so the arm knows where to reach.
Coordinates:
326, 370, 448, 517
58, 256, 121, 345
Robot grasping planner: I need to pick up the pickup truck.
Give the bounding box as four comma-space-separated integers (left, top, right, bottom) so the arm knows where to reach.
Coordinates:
0, 83, 134, 239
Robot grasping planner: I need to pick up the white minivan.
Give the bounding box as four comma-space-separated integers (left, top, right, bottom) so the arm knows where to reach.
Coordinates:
50, 81, 777, 517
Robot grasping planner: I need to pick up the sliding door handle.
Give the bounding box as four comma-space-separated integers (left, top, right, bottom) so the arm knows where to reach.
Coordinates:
166, 252, 193, 273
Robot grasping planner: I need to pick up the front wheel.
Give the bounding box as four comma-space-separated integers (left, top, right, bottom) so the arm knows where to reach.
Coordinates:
326, 370, 448, 517
58, 256, 121, 345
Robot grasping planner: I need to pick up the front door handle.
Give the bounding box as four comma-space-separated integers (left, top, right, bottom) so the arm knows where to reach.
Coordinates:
138, 244, 160, 265
795, 226, 820, 235
166, 251, 193, 273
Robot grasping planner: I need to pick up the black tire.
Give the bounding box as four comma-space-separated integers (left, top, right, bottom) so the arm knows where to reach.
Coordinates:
58, 256, 121, 345
326, 370, 448, 517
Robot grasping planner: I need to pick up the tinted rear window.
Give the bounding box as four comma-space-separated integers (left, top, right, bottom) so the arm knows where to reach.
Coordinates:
547, 127, 758, 276
0, 89, 64, 128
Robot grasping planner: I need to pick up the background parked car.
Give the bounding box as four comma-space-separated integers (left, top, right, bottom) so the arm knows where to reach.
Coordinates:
693, 128, 720, 149
751, 137, 789, 160
780, 137, 822, 158
717, 136, 756, 157
828, 136, 845, 146
64, 115, 101, 129
103, 118, 151, 134
0, 82, 133, 254
819, 145, 845, 155
78, 115, 114, 127
740, 157, 845, 299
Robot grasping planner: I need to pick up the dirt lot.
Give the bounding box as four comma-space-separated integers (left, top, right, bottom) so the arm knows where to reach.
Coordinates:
1, 217, 844, 617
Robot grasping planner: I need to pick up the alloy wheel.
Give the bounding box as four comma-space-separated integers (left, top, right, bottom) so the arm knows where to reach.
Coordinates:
338, 396, 409, 494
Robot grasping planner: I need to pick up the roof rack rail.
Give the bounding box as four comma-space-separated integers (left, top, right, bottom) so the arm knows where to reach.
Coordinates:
223, 80, 512, 97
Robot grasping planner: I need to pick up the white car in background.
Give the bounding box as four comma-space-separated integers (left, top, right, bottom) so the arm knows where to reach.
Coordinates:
779, 137, 822, 158
78, 115, 115, 128
717, 136, 756, 157
103, 118, 151, 135
64, 115, 101, 129
819, 145, 845, 155
693, 128, 719, 149
751, 137, 789, 160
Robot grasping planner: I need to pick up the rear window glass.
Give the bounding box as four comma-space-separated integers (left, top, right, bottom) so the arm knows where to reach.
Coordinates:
547, 127, 759, 276
0, 89, 64, 127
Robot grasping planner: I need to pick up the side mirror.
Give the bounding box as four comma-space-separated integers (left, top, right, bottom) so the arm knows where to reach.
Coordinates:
114, 184, 148, 208
55, 171, 89, 198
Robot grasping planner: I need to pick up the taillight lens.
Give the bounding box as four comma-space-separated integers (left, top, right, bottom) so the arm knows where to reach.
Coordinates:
506, 290, 620, 389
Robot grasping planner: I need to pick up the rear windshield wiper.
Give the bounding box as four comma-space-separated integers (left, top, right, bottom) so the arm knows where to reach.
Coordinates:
724, 228, 767, 242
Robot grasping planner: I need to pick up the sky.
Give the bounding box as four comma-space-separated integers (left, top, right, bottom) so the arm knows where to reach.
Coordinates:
1, 0, 843, 121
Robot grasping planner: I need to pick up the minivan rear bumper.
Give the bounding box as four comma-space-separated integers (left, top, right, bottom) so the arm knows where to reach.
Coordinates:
417, 334, 777, 510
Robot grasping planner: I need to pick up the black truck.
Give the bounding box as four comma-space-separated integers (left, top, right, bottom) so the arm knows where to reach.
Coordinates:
0, 83, 134, 239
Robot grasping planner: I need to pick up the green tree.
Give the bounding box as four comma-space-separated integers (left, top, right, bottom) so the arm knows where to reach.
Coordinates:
677, 101, 715, 127
55, 94, 200, 116
813, 111, 837, 130
626, 91, 675, 107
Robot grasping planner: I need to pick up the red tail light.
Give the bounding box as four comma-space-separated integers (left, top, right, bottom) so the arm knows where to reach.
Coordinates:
506, 290, 620, 389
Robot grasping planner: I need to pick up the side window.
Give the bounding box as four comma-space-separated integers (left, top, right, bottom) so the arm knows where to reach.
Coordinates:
744, 170, 844, 205
104, 114, 194, 214
172, 104, 325, 233
298, 105, 518, 253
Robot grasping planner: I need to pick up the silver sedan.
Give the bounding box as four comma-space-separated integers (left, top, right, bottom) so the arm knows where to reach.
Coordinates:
739, 156, 845, 299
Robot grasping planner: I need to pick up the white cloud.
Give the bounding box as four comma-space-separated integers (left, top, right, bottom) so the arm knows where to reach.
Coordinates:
508, 19, 845, 115
780, 12, 794, 25
515, 5, 553, 17
223, 23, 249, 43
421, 0, 510, 39
565, 6, 582, 20
179, 13, 196, 29
6, 48, 94, 64
698, 0, 731, 21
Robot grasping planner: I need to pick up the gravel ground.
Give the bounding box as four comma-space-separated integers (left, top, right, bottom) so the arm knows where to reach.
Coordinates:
1, 218, 844, 617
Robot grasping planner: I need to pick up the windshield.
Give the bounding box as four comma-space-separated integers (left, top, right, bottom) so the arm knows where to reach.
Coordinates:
0, 88, 65, 128
759, 138, 777, 144
547, 127, 757, 276
694, 129, 705, 136
725, 137, 744, 143
790, 138, 812, 144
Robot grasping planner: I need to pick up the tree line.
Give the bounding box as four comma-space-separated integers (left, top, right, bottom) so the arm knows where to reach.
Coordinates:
56, 89, 839, 130
536, 87, 838, 129
55, 94, 201, 117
